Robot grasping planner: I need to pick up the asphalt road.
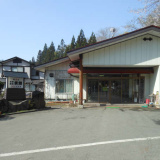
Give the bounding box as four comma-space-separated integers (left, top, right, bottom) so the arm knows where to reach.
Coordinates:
0, 107, 160, 160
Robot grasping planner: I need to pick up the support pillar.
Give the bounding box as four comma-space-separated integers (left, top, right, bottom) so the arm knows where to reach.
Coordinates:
79, 55, 83, 105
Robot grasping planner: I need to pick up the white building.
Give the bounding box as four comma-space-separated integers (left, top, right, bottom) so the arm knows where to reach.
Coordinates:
35, 25, 160, 105
0, 57, 44, 92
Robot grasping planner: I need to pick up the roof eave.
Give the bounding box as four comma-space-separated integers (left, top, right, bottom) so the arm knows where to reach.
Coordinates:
67, 26, 160, 60
2, 56, 30, 64
34, 57, 70, 71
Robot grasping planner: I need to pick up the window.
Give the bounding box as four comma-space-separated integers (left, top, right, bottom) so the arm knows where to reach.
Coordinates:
56, 79, 73, 93
13, 58, 22, 63
3, 66, 11, 71
12, 67, 23, 72
36, 71, 39, 76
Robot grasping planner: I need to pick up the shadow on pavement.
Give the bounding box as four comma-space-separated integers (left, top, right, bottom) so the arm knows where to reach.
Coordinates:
129, 108, 160, 112
0, 115, 15, 121
0, 107, 61, 118
152, 119, 160, 125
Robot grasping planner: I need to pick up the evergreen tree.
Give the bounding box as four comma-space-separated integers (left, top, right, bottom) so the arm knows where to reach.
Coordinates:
32, 57, 35, 63
36, 50, 42, 65
49, 42, 55, 60
88, 32, 97, 45
41, 43, 48, 63
54, 51, 58, 59
70, 35, 76, 50
65, 45, 71, 53
45, 49, 50, 62
45, 42, 56, 62
76, 29, 87, 48
57, 39, 66, 57
31, 57, 36, 65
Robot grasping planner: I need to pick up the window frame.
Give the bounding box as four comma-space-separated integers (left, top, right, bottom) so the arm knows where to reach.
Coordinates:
55, 79, 73, 94
11, 66, 24, 72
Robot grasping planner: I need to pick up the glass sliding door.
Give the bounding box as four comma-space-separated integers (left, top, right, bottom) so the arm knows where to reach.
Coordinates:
110, 80, 121, 103
88, 80, 98, 102
139, 78, 145, 103
122, 79, 133, 103
87, 75, 145, 104
99, 81, 110, 103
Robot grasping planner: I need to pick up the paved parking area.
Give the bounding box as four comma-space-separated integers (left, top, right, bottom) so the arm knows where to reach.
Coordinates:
0, 107, 160, 160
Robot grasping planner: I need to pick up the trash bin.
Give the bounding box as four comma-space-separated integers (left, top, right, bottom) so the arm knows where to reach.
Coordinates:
146, 99, 150, 105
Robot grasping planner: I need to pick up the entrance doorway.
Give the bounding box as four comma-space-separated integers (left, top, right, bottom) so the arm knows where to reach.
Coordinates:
99, 80, 110, 103
87, 75, 145, 104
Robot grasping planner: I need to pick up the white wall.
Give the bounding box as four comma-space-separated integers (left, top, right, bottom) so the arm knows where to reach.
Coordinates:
83, 34, 160, 67
149, 66, 160, 94
73, 75, 87, 100
4, 60, 30, 66
141, 74, 150, 100
45, 71, 55, 99
46, 61, 70, 70
45, 61, 71, 100
141, 67, 160, 104
24, 67, 30, 78
44, 60, 87, 100
39, 72, 44, 79
0, 66, 2, 78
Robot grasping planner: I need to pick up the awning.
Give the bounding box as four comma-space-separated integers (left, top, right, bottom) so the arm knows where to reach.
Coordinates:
68, 67, 154, 74
32, 79, 44, 85
25, 79, 32, 84
3, 71, 29, 78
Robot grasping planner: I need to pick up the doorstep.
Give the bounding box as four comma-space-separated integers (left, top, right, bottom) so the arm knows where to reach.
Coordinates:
83, 103, 145, 108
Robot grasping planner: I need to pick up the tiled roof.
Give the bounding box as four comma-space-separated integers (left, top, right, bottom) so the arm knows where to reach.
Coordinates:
3, 71, 29, 78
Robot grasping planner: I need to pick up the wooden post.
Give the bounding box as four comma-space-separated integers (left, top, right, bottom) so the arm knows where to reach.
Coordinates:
79, 55, 83, 105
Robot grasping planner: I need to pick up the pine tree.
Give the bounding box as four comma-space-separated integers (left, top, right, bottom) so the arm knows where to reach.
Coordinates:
31, 57, 36, 65
57, 39, 66, 57
49, 42, 55, 60
41, 43, 48, 63
88, 32, 97, 45
45, 49, 50, 62
32, 57, 35, 62
54, 51, 58, 59
70, 35, 76, 50
76, 29, 87, 48
36, 50, 42, 65
65, 45, 71, 53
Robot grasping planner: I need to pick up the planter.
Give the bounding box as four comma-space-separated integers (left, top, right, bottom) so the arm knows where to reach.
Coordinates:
69, 101, 74, 104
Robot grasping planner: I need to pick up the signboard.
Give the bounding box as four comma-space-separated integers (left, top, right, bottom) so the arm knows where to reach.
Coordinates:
8, 77, 23, 88
102, 87, 108, 92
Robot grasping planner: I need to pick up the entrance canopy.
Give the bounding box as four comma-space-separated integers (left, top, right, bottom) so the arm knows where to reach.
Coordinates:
68, 67, 154, 74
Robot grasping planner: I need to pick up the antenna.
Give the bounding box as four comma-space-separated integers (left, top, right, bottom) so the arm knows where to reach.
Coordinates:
110, 27, 116, 38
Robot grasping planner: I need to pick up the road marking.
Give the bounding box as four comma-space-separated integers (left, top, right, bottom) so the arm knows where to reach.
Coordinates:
0, 136, 160, 157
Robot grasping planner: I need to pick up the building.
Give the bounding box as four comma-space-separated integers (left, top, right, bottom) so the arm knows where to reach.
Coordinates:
0, 57, 44, 93
35, 25, 160, 105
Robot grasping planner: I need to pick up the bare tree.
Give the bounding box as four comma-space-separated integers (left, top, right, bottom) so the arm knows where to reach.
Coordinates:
96, 27, 119, 42
125, 0, 160, 31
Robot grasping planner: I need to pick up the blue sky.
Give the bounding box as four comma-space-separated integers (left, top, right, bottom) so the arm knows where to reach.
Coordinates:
0, 0, 143, 61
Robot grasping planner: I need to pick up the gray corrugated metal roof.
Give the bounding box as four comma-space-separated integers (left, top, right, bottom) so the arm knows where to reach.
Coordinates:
3, 71, 29, 78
